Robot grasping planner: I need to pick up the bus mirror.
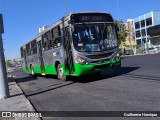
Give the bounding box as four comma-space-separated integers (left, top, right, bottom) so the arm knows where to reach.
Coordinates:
71, 25, 75, 33
115, 25, 119, 32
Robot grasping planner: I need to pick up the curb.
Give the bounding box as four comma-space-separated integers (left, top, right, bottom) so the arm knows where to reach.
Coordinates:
122, 52, 160, 57
8, 76, 42, 120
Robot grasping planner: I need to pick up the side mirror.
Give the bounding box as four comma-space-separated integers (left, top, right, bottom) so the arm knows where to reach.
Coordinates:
115, 25, 119, 32
115, 25, 119, 40
71, 25, 75, 33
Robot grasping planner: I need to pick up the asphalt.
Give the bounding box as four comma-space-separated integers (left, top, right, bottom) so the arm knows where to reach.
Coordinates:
0, 76, 41, 120
7, 53, 160, 120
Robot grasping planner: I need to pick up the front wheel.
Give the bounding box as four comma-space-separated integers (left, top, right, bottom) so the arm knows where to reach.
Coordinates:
57, 64, 66, 81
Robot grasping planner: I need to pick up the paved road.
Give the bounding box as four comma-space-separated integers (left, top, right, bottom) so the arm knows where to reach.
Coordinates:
9, 54, 160, 120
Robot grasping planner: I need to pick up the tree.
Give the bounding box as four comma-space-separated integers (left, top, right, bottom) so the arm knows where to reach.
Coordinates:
114, 20, 127, 45
6, 60, 13, 67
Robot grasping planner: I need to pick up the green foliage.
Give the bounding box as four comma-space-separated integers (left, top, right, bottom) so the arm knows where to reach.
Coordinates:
114, 20, 127, 44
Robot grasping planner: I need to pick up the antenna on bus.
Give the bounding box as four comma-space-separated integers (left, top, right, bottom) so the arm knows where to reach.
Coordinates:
64, 0, 68, 15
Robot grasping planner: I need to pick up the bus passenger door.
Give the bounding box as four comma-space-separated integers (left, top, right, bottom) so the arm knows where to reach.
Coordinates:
37, 40, 45, 73
64, 27, 75, 74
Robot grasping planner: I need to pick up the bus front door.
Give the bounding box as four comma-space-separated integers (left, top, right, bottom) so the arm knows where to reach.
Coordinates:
37, 41, 45, 74
64, 27, 75, 74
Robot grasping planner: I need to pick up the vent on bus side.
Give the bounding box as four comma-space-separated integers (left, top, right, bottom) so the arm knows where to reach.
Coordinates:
86, 52, 113, 59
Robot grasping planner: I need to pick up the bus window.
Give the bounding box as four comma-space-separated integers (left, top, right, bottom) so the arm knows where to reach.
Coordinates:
42, 34, 48, 51
47, 31, 53, 50
26, 43, 31, 56
20, 47, 24, 58
52, 26, 61, 48
32, 40, 37, 54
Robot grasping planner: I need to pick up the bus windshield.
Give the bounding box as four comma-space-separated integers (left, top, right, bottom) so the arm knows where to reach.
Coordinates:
72, 23, 118, 52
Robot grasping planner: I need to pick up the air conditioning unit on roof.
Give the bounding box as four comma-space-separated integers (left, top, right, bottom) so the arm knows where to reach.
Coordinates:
38, 25, 48, 33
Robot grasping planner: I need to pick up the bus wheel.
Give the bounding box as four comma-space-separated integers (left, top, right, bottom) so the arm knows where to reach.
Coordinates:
57, 64, 66, 81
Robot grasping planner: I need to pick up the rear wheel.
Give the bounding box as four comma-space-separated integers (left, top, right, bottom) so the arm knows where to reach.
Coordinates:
57, 64, 66, 81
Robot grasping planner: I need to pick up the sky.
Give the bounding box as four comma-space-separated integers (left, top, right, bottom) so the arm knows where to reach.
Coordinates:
0, 0, 160, 59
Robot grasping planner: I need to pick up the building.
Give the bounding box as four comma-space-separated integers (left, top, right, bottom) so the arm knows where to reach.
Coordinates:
147, 24, 160, 46
124, 19, 135, 49
121, 19, 135, 54
133, 10, 160, 48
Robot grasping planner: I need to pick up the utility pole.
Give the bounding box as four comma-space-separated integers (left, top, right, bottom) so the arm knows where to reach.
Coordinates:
117, 0, 119, 20
0, 14, 9, 99
64, 0, 68, 15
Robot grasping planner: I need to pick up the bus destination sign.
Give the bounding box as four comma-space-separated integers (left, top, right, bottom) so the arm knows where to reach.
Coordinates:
80, 16, 103, 21
71, 13, 113, 23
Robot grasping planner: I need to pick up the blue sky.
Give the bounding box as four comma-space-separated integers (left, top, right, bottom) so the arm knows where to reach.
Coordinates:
0, 0, 160, 59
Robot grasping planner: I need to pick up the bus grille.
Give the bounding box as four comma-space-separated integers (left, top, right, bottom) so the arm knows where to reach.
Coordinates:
86, 52, 113, 59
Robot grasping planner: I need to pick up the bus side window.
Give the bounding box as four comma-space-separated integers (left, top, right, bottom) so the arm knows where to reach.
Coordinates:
52, 26, 61, 48
31, 41, 34, 55
51, 29, 55, 48
47, 31, 53, 50
20, 47, 24, 58
26, 43, 31, 56
32, 40, 37, 54
42, 34, 48, 51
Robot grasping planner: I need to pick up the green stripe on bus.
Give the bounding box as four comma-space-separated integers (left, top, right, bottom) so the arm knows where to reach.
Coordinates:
22, 65, 57, 75
44, 65, 57, 75
32, 66, 41, 74
22, 57, 121, 76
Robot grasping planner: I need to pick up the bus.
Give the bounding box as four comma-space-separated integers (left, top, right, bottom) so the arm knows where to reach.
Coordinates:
20, 12, 121, 81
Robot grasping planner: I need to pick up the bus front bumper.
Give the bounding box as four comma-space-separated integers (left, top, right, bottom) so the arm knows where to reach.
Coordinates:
73, 57, 121, 76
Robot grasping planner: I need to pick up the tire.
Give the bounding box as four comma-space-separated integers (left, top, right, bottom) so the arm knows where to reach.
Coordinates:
57, 64, 66, 81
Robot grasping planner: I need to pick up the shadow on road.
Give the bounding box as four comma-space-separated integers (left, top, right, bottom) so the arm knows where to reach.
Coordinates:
15, 76, 38, 83
7, 77, 15, 82
69, 67, 140, 83
26, 82, 75, 97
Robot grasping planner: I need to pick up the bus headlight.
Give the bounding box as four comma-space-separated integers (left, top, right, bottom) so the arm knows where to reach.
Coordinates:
74, 57, 88, 65
116, 53, 120, 57
113, 51, 121, 60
